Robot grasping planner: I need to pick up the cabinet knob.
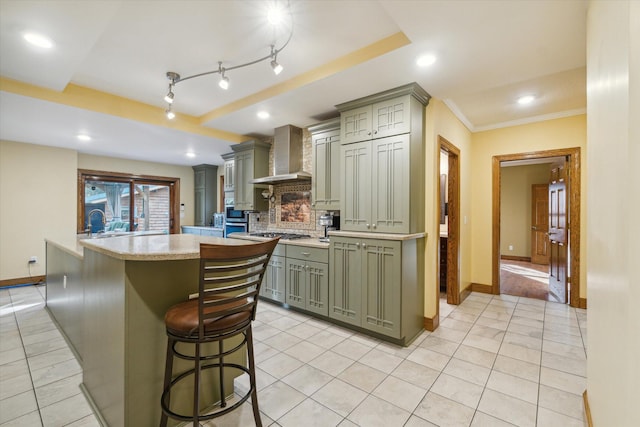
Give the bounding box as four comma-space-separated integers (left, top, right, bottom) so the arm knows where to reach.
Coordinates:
362, 243, 367, 249
367, 132, 372, 136
373, 130, 378, 135
366, 224, 370, 228
372, 224, 376, 229
355, 243, 360, 248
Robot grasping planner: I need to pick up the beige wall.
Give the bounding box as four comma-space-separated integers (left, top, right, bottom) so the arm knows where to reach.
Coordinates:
424, 98, 473, 319
500, 164, 550, 257
0, 141, 78, 281
470, 115, 587, 296
0, 143, 196, 282
586, 1, 640, 425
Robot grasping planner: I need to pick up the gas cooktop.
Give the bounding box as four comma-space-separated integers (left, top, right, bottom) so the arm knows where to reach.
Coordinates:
249, 232, 311, 240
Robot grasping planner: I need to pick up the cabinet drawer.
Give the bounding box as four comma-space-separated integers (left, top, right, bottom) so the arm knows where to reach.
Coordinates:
285, 245, 328, 263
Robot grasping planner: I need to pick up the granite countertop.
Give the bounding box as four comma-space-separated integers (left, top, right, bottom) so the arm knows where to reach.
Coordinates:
328, 230, 426, 241
45, 238, 85, 259
77, 234, 260, 261
181, 225, 225, 231
230, 233, 330, 249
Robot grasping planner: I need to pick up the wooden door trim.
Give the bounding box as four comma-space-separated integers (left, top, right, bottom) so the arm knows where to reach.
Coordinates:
438, 136, 461, 309
492, 148, 581, 307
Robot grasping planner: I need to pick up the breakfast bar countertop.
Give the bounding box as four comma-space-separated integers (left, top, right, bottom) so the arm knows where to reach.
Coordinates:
229, 232, 330, 249
77, 233, 255, 261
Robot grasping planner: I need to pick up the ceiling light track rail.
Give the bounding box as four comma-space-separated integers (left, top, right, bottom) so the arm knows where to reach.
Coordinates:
163, 0, 293, 119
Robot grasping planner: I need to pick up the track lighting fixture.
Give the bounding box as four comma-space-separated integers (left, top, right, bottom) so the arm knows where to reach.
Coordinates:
162, 0, 292, 114
218, 63, 229, 90
166, 106, 175, 120
270, 45, 283, 75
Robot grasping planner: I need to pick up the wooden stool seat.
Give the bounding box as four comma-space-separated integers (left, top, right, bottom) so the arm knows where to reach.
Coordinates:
160, 238, 279, 427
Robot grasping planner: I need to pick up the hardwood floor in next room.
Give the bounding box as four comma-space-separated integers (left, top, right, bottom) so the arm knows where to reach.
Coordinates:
500, 259, 561, 303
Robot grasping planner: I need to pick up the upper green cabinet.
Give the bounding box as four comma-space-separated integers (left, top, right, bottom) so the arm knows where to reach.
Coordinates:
192, 164, 218, 226
221, 152, 235, 193
230, 140, 270, 211
336, 83, 430, 234
309, 118, 341, 211
340, 96, 411, 144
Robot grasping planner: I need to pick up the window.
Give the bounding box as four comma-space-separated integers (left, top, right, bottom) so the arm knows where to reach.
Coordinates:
77, 170, 180, 234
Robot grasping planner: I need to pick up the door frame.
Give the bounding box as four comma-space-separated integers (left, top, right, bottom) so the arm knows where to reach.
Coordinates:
438, 136, 461, 306
492, 147, 581, 307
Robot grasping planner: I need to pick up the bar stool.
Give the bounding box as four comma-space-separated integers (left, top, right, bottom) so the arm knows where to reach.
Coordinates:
160, 238, 279, 427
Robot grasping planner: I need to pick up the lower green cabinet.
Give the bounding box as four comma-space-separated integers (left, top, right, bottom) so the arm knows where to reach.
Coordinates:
329, 235, 423, 342
285, 246, 329, 316
260, 246, 286, 303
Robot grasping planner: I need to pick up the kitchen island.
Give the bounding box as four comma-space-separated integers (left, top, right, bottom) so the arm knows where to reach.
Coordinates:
46, 234, 260, 427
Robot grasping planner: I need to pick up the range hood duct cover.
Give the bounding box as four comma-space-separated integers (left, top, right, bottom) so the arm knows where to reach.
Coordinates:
250, 125, 311, 184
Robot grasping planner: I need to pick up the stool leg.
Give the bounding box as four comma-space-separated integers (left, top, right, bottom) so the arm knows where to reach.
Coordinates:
246, 326, 262, 427
219, 340, 226, 408
160, 337, 175, 427
193, 341, 201, 427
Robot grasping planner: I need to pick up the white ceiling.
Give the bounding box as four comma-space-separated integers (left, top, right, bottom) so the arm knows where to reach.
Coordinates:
0, 0, 588, 167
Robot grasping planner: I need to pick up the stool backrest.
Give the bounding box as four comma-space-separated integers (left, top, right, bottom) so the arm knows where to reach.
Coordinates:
197, 238, 280, 338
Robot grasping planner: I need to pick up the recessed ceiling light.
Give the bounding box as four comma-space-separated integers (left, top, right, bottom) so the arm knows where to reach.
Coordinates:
23, 32, 53, 49
257, 111, 270, 119
267, 4, 285, 25
517, 95, 536, 105
416, 54, 437, 67
77, 134, 91, 142
186, 152, 196, 158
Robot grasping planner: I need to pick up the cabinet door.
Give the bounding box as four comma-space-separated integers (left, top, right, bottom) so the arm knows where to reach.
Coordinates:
194, 187, 206, 226
371, 134, 411, 233
372, 96, 411, 139
234, 151, 253, 210
312, 132, 341, 210
341, 141, 372, 232
341, 105, 372, 144
305, 260, 329, 316
223, 160, 234, 192
361, 239, 401, 338
285, 258, 306, 310
260, 255, 285, 302
329, 237, 361, 326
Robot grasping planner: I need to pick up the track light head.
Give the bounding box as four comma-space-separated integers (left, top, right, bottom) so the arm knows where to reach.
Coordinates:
271, 59, 283, 75
219, 74, 229, 90
164, 90, 174, 104
166, 107, 175, 120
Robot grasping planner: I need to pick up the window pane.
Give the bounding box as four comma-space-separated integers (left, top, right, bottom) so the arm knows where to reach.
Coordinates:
84, 180, 128, 232
134, 184, 170, 233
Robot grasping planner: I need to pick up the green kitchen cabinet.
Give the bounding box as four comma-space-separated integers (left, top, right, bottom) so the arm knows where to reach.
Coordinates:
222, 152, 235, 193
285, 245, 329, 316
259, 244, 286, 303
337, 83, 430, 234
340, 96, 412, 144
329, 235, 424, 343
341, 134, 411, 233
231, 140, 270, 211
328, 237, 362, 326
309, 117, 341, 211
193, 164, 218, 226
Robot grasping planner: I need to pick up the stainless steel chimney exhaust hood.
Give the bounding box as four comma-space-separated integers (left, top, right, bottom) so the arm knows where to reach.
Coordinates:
250, 125, 312, 185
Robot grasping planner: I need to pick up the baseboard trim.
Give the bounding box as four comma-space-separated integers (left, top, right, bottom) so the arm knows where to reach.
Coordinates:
579, 298, 588, 309
583, 390, 593, 427
500, 255, 532, 262
0, 275, 45, 288
460, 287, 471, 303
471, 283, 494, 294
424, 315, 439, 332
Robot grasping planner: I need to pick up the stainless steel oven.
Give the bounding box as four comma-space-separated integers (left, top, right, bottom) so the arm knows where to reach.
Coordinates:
224, 207, 248, 237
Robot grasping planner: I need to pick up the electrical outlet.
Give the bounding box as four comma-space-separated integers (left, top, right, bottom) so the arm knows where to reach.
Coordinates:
28, 256, 37, 264
508, 245, 514, 251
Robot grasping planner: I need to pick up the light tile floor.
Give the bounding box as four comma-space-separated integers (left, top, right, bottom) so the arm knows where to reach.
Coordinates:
0, 284, 588, 426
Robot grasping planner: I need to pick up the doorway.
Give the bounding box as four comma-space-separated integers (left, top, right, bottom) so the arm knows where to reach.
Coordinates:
437, 136, 461, 309
492, 148, 581, 307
